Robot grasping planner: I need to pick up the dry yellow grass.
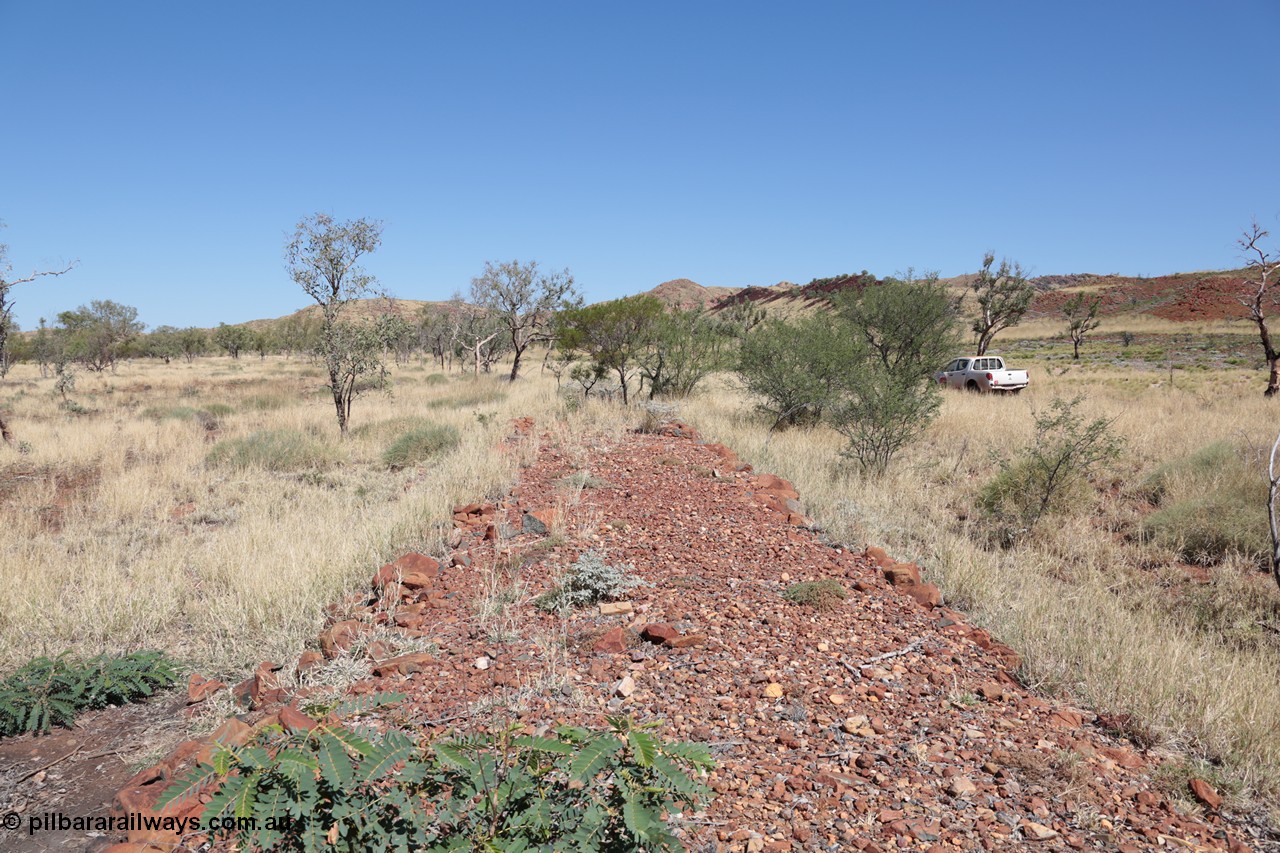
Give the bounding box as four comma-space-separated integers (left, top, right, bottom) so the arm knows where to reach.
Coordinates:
0, 357, 558, 676
678, 366, 1280, 804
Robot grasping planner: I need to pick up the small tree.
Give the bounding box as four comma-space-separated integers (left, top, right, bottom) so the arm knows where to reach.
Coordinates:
827, 274, 961, 474
285, 213, 384, 434
557, 296, 664, 404
470, 260, 578, 381
212, 322, 253, 359
1062, 292, 1102, 359
1237, 221, 1280, 397
56, 300, 144, 372
176, 327, 208, 363
736, 315, 857, 428
970, 252, 1034, 356
641, 307, 731, 399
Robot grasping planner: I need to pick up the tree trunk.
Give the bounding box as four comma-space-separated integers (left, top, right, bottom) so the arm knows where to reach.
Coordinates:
1072, 338, 1080, 359
0, 410, 11, 444
331, 368, 348, 435
509, 345, 524, 381
1267, 355, 1279, 397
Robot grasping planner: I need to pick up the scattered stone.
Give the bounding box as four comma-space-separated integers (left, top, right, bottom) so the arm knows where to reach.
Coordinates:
1021, 821, 1059, 841
474, 656, 491, 670
640, 623, 679, 644
593, 627, 628, 654
1188, 778, 1223, 810
764, 683, 784, 699
613, 675, 636, 697
599, 600, 633, 616
186, 674, 225, 704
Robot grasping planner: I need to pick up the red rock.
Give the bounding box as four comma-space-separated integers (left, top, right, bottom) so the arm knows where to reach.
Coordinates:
594, 627, 628, 654
319, 619, 362, 658
883, 563, 921, 586
1188, 778, 1223, 810
904, 583, 941, 608
522, 508, 559, 534
295, 650, 324, 677
372, 653, 435, 677
186, 673, 226, 704
1050, 709, 1084, 729
374, 553, 441, 588
641, 623, 680, 644
668, 633, 707, 649
279, 704, 319, 734
978, 682, 1004, 701
864, 545, 895, 568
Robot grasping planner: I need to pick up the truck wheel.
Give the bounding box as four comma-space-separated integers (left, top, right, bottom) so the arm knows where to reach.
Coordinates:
966, 381, 981, 393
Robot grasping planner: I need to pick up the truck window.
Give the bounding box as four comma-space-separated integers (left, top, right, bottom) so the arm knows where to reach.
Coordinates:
956, 359, 970, 370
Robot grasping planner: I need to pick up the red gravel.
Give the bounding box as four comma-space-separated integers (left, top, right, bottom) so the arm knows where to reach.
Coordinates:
105, 422, 1268, 852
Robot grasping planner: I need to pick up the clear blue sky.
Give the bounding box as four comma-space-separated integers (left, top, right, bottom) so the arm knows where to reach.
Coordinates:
3, 1, 1278, 330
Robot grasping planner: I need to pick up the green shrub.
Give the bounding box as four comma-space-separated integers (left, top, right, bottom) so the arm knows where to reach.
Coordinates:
424, 372, 448, 386
1139, 441, 1240, 504
204, 402, 235, 416
158, 695, 713, 853
0, 650, 179, 736
207, 430, 332, 472
1139, 441, 1269, 565
736, 316, 855, 427
978, 396, 1124, 543
425, 387, 508, 410
382, 424, 460, 470
535, 550, 647, 613
1145, 493, 1269, 566
782, 579, 848, 610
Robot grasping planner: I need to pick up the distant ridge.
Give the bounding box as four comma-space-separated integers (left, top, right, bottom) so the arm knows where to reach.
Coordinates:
644, 279, 739, 311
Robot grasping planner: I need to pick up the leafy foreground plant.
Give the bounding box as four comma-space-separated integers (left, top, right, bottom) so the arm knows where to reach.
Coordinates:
782, 579, 848, 611
0, 650, 179, 736
535, 550, 648, 613
158, 693, 714, 852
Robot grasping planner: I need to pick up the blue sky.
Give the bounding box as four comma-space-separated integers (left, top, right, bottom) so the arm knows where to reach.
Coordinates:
3, 1, 1278, 330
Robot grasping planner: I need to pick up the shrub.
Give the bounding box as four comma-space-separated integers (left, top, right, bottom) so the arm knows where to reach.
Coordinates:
1139, 441, 1270, 565
206, 430, 332, 472
978, 396, 1124, 543
736, 316, 856, 428
204, 402, 235, 416
1145, 493, 1269, 566
535, 550, 647, 613
382, 424, 460, 469
424, 372, 448, 386
0, 650, 179, 736
782, 579, 847, 611
828, 367, 941, 475
158, 696, 713, 852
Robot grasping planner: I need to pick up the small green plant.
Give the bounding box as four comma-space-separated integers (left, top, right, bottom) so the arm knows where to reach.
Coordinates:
979, 395, 1124, 542
782, 579, 847, 611
382, 424, 460, 470
0, 650, 179, 737
535, 550, 648, 613
158, 695, 713, 852
207, 430, 332, 472
424, 372, 448, 386
53, 362, 76, 400
1140, 441, 1269, 566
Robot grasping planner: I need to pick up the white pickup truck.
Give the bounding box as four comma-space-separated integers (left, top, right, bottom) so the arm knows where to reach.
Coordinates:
935, 356, 1029, 394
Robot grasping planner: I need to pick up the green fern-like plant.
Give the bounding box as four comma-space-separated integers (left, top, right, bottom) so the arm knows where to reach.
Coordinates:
0, 650, 179, 737
158, 696, 714, 853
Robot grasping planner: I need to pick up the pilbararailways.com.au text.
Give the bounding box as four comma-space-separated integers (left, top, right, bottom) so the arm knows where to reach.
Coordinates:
4, 810, 302, 836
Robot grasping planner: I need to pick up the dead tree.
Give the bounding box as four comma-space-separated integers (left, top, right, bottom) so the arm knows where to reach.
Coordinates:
1238, 222, 1280, 397
0, 229, 76, 443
